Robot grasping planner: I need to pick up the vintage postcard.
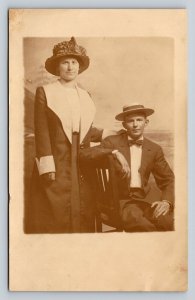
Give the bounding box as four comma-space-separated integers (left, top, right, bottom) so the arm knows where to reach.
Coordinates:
9, 9, 187, 291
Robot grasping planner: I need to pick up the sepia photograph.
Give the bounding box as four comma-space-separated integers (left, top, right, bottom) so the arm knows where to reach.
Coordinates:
24, 36, 175, 234
9, 9, 187, 291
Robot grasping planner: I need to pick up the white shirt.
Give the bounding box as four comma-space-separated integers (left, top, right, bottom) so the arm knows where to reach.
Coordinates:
128, 137, 143, 188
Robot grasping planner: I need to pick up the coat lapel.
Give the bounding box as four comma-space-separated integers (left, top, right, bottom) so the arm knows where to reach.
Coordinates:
117, 132, 131, 166
43, 81, 95, 144
139, 138, 152, 177
44, 81, 72, 143
76, 85, 96, 143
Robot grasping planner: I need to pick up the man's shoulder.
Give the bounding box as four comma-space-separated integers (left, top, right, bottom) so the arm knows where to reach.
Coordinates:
102, 130, 127, 145
144, 137, 162, 151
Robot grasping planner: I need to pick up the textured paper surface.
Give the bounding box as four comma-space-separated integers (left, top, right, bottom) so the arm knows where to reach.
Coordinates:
9, 9, 187, 291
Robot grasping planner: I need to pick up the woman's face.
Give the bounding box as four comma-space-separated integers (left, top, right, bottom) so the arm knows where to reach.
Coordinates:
58, 57, 80, 81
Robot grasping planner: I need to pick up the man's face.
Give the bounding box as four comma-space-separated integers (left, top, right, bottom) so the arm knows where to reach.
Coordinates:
123, 113, 149, 139
58, 57, 79, 81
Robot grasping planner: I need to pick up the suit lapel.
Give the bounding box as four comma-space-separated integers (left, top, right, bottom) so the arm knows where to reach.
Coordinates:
139, 138, 152, 175
117, 133, 131, 166
123, 144, 131, 167
117, 135, 154, 188
119, 134, 153, 172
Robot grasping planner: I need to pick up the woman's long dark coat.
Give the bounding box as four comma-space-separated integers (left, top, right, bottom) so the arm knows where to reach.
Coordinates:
25, 84, 102, 233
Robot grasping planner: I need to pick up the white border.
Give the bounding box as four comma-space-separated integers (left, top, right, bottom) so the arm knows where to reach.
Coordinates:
1, 0, 194, 299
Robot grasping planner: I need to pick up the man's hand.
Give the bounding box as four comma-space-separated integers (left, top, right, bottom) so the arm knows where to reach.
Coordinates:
113, 151, 130, 179
151, 200, 170, 218
41, 172, 56, 184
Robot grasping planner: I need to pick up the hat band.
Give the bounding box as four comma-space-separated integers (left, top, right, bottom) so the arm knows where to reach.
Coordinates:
123, 105, 144, 112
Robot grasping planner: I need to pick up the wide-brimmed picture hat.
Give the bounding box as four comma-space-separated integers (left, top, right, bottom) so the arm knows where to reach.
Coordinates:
115, 104, 154, 121
45, 37, 90, 75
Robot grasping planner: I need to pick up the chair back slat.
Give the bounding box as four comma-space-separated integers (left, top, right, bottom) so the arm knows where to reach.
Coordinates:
93, 155, 123, 232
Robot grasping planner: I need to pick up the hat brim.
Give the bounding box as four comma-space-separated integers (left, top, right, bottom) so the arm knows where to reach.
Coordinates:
115, 108, 154, 121
45, 54, 90, 76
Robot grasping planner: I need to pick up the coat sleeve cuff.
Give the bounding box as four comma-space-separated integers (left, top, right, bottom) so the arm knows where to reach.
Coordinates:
35, 156, 56, 175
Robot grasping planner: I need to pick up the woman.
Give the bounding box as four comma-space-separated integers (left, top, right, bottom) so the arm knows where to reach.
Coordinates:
26, 37, 105, 233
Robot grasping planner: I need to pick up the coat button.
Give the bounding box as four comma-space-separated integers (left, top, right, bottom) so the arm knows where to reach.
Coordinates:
80, 174, 84, 183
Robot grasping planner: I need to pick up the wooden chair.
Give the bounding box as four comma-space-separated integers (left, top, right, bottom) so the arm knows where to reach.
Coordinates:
92, 155, 123, 232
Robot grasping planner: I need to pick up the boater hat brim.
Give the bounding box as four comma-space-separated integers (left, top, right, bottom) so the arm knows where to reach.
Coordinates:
115, 105, 154, 121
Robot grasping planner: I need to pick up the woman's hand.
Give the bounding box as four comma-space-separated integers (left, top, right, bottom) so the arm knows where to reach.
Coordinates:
41, 172, 56, 184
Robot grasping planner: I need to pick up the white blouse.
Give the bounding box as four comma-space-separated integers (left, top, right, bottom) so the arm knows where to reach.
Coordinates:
63, 87, 81, 133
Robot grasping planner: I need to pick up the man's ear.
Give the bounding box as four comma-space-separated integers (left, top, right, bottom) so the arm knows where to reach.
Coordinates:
145, 119, 149, 127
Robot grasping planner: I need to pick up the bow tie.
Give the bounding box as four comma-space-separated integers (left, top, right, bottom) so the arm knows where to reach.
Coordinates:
128, 139, 143, 146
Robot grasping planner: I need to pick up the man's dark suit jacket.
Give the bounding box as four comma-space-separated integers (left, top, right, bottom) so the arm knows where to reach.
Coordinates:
79, 130, 174, 205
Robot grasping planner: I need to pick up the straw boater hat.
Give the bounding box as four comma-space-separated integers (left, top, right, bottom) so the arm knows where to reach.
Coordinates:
115, 103, 154, 121
45, 37, 90, 76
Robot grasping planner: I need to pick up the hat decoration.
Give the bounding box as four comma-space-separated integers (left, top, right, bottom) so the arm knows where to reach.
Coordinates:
45, 37, 90, 75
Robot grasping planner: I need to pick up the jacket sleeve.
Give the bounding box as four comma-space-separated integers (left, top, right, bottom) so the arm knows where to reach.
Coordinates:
152, 146, 174, 204
34, 87, 55, 175
79, 136, 114, 164
90, 126, 104, 143
79, 136, 124, 176
89, 126, 118, 143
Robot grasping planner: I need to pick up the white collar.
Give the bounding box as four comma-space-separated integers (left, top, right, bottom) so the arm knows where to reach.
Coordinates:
43, 81, 96, 144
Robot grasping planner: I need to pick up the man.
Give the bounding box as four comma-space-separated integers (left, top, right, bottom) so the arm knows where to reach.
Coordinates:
80, 103, 174, 232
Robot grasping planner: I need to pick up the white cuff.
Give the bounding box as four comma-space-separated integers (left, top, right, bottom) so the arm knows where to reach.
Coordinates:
112, 149, 119, 154
35, 156, 56, 175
